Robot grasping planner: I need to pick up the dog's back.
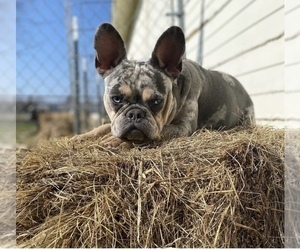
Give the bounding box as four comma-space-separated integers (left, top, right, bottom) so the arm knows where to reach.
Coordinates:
179, 59, 255, 130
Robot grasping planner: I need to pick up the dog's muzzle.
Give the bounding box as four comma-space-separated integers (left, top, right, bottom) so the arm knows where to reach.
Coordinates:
123, 108, 146, 141
111, 105, 159, 142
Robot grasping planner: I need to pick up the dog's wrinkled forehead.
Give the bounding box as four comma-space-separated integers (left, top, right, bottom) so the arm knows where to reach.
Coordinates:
106, 60, 169, 96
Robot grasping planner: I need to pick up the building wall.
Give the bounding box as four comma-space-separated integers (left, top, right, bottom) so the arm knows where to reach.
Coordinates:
126, 0, 299, 128
285, 0, 300, 128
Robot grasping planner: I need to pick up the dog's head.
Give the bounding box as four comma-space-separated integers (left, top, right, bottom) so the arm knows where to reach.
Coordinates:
94, 23, 185, 142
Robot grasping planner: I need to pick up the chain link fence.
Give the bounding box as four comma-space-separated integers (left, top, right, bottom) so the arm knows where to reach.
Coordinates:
1, 1, 16, 247
1, 0, 16, 149
17, 0, 112, 145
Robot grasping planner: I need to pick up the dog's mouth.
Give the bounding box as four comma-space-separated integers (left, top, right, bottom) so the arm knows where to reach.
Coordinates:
112, 105, 160, 143
123, 128, 146, 141
119, 124, 154, 143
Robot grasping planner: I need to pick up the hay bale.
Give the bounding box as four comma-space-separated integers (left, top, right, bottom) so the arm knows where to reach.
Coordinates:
284, 129, 300, 247
17, 126, 285, 248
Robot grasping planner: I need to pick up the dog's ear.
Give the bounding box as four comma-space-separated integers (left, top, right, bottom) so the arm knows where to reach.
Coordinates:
94, 23, 126, 75
150, 26, 185, 78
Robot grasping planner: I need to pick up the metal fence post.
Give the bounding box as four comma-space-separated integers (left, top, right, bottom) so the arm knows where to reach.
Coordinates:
72, 16, 81, 134
166, 0, 184, 31
82, 57, 89, 130
177, 0, 184, 31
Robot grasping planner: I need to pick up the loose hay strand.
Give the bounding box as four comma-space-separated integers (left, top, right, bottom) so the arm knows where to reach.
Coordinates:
16, 126, 286, 247
137, 161, 142, 246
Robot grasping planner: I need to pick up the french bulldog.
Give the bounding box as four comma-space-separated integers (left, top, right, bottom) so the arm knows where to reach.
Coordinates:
72, 23, 255, 148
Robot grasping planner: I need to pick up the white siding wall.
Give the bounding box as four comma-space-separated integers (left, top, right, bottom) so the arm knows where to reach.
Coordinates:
127, 1, 175, 60
285, 0, 300, 129
127, 0, 300, 128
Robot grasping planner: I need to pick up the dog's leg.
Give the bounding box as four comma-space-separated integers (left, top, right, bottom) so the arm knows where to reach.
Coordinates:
100, 135, 134, 149
71, 123, 111, 142
71, 123, 133, 148
161, 123, 193, 139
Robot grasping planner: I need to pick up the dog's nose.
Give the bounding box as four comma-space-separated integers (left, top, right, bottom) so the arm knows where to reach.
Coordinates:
126, 109, 145, 122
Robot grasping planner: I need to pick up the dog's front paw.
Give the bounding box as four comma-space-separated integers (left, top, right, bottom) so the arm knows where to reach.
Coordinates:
70, 134, 82, 143
71, 124, 112, 143
101, 136, 133, 149
70, 133, 95, 143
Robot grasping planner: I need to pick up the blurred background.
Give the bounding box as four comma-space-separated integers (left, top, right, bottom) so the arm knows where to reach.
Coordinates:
2, 0, 299, 148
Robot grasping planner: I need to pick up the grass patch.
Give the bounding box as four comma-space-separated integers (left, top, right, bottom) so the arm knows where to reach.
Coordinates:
16, 120, 38, 146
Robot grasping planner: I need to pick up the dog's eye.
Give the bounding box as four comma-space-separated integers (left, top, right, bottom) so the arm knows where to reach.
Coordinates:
112, 96, 123, 104
149, 98, 164, 113
153, 99, 162, 105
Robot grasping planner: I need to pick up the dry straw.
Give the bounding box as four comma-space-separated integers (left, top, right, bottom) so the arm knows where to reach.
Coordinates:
17, 125, 285, 247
